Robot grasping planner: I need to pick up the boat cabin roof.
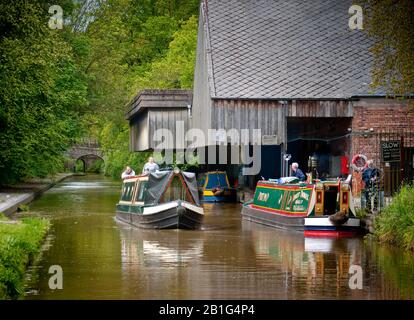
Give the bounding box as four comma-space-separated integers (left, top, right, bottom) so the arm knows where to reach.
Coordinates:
201, 171, 230, 189
122, 171, 200, 206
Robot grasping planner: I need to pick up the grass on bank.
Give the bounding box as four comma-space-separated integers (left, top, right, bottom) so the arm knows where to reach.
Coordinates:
374, 185, 414, 251
0, 213, 50, 299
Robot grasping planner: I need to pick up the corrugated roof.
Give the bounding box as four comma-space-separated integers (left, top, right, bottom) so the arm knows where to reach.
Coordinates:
203, 0, 384, 99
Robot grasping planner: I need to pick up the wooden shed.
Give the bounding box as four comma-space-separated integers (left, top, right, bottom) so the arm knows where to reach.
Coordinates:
126, 89, 192, 151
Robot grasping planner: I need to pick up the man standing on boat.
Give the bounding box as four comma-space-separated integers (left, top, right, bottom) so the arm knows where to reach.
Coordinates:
291, 162, 306, 181
121, 166, 135, 179
142, 156, 159, 174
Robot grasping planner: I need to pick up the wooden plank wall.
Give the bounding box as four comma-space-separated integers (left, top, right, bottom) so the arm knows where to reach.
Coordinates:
213, 99, 287, 145
288, 100, 353, 117
130, 110, 149, 151
148, 108, 189, 150
212, 99, 353, 146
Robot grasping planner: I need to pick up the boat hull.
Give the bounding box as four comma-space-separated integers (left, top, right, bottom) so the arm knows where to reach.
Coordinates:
116, 201, 204, 230
241, 203, 305, 231
203, 193, 236, 203
304, 216, 361, 238
202, 189, 236, 203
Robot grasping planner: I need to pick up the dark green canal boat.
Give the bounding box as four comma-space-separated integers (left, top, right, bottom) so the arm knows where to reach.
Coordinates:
116, 170, 204, 229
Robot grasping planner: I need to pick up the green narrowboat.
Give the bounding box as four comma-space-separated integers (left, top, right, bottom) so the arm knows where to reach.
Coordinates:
241, 178, 361, 237
116, 170, 204, 229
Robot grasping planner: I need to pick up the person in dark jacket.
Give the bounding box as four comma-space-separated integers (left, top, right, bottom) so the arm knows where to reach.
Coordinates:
291, 162, 307, 181
362, 160, 380, 212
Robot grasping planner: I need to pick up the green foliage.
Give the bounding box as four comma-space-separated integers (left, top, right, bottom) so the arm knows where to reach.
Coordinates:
355, 208, 368, 219
132, 15, 198, 90
0, 0, 88, 185
364, 0, 414, 99
86, 158, 104, 173
0, 217, 50, 299
0, 0, 199, 183
84, 0, 199, 178
17, 205, 30, 212
75, 160, 85, 173
100, 122, 151, 178
374, 185, 414, 250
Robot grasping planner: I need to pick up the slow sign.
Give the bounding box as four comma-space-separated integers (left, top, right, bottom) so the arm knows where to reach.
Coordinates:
381, 140, 400, 162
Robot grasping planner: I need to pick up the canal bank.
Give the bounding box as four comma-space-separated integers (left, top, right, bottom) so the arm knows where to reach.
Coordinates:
0, 215, 50, 299
0, 173, 84, 217
0, 173, 84, 299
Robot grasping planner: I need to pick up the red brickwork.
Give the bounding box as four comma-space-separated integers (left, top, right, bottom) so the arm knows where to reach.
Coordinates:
351, 103, 414, 164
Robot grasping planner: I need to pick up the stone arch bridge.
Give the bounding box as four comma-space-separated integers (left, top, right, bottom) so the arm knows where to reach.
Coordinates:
65, 140, 104, 172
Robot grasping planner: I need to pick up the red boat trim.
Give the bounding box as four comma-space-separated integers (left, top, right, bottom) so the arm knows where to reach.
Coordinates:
250, 204, 307, 217
304, 230, 358, 238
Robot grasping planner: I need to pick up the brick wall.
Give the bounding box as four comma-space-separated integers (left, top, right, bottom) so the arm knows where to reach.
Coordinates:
351, 101, 414, 164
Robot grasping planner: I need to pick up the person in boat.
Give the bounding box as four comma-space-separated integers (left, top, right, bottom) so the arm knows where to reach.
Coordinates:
291, 162, 306, 181
362, 160, 380, 212
121, 166, 135, 179
142, 156, 159, 174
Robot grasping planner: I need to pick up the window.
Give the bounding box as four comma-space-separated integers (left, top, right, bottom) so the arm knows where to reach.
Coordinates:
135, 180, 148, 202
160, 176, 192, 203
121, 182, 135, 202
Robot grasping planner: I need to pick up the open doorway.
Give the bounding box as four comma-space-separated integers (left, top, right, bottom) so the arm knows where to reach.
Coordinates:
287, 117, 352, 178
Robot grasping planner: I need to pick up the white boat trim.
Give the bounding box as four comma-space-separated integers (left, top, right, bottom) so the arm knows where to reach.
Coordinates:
119, 200, 132, 205
304, 217, 360, 227
143, 201, 179, 215
181, 201, 204, 215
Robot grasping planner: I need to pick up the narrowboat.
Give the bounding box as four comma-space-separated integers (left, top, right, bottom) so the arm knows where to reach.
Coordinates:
116, 170, 204, 229
241, 178, 361, 237
304, 181, 360, 238
199, 171, 236, 202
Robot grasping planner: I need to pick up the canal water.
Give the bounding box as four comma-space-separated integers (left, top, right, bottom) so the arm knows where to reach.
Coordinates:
23, 175, 414, 299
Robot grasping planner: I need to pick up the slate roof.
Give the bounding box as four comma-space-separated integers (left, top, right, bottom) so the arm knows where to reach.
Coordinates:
202, 0, 384, 99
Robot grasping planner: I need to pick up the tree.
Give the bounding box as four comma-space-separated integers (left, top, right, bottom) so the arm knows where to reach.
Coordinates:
0, 0, 88, 184
364, 0, 414, 99
131, 15, 198, 90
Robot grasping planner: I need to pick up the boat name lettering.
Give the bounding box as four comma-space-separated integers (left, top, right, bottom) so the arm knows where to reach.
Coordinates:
257, 192, 270, 202
300, 190, 310, 200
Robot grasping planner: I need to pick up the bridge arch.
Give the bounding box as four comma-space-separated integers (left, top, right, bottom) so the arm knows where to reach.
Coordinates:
75, 154, 104, 173
65, 141, 104, 173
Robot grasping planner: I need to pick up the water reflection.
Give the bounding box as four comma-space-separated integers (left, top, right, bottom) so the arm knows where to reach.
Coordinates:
23, 175, 414, 299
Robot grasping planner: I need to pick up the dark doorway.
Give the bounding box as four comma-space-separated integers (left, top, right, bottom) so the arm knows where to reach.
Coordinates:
287, 117, 352, 178
259, 145, 281, 180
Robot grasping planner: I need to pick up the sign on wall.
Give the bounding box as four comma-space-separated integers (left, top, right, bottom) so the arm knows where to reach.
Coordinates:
380, 140, 401, 162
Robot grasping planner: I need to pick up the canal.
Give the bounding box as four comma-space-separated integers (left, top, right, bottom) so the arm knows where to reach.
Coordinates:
23, 175, 414, 299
